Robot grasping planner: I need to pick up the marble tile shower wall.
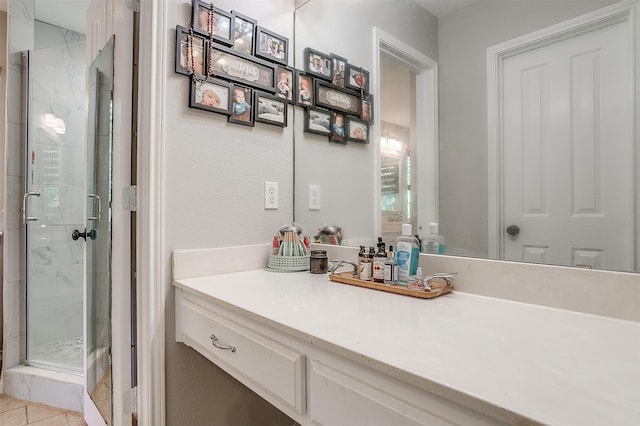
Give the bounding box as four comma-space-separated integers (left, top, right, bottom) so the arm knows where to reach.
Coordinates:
5, 7, 87, 369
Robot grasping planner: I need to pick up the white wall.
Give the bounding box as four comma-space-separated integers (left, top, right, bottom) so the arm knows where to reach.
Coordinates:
438, 0, 616, 258
293, 0, 438, 246
163, 1, 295, 424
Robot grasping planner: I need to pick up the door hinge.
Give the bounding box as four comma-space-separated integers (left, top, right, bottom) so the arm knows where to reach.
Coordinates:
123, 185, 137, 211
128, 0, 140, 12
123, 386, 137, 414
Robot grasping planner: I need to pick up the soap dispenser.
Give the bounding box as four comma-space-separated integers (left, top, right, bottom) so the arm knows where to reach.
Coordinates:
394, 224, 420, 285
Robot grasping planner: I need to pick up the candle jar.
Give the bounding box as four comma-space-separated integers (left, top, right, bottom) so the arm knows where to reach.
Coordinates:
309, 250, 328, 274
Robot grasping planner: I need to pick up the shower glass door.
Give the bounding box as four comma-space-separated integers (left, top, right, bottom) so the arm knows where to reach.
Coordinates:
25, 40, 86, 375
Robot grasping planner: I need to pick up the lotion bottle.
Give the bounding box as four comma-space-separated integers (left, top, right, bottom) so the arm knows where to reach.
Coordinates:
394, 224, 420, 285
422, 222, 446, 254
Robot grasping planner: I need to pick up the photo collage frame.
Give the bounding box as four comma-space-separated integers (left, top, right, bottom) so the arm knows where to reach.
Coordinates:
299, 47, 372, 145
176, 0, 292, 127
175, 2, 372, 139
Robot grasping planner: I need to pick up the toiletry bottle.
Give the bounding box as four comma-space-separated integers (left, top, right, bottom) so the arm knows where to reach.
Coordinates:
373, 241, 386, 283
271, 235, 279, 255
357, 246, 366, 279
407, 266, 424, 290
395, 224, 420, 285
383, 245, 397, 285
360, 251, 372, 281
422, 222, 446, 254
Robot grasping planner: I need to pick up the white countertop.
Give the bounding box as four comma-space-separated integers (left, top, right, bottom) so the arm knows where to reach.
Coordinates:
174, 269, 640, 425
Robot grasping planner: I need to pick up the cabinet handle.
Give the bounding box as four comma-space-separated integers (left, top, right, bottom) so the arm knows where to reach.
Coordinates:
210, 333, 236, 353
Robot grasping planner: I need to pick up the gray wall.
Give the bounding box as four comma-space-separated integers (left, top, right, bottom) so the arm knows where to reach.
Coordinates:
438, 0, 616, 258
164, 1, 295, 424
293, 0, 438, 245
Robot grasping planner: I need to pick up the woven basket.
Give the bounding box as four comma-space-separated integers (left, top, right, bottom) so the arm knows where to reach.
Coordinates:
268, 254, 310, 272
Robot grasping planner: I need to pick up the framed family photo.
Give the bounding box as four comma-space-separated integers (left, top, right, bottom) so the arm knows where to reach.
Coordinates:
304, 107, 331, 136
347, 117, 369, 143
304, 47, 332, 81
331, 53, 347, 88
361, 93, 373, 123
254, 92, 288, 127
231, 10, 256, 56
228, 85, 254, 126
191, 0, 233, 45
295, 71, 314, 107
255, 26, 288, 66
275, 66, 294, 103
345, 64, 370, 92
189, 77, 233, 115
175, 25, 206, 77
330, 111, 347, 144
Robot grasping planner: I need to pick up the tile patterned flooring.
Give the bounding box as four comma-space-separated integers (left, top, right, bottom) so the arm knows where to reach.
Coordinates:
0, 394, 86, 425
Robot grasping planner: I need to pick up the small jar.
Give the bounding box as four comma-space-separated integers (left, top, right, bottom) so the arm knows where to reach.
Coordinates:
309, 250, 328, 274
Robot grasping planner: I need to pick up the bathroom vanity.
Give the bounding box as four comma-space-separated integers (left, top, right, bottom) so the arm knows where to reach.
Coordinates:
173, 246, 640, 425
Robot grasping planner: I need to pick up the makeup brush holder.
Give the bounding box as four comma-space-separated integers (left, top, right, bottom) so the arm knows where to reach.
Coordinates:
268, 254, 310, 272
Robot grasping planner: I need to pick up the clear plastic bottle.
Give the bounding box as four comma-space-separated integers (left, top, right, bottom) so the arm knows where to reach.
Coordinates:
422, 222, 446, 254
394, 224, 420, 285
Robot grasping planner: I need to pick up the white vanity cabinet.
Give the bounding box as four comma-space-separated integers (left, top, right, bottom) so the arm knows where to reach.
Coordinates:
172, 248, 640, 425
175, 281, 505, 425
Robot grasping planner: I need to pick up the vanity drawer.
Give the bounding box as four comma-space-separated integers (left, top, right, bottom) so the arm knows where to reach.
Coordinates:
177, 294, 305, 414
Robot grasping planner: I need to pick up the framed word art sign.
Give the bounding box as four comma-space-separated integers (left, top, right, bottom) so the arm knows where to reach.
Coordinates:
314, 80, 361, 116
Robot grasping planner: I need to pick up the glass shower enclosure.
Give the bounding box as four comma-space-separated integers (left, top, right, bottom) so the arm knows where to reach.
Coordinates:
23, 39, 86, 375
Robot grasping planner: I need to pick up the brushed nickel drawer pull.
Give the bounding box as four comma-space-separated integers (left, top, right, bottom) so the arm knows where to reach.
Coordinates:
210, 333, 236, 353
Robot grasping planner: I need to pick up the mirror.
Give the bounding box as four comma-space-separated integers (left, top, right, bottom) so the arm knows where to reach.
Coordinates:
86, 36, 115, 425
294, 0, 639, 273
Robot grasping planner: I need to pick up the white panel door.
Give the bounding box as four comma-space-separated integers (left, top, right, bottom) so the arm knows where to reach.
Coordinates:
502, 18, 634, 271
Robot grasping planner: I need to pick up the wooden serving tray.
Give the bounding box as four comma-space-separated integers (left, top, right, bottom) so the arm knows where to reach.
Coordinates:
328, 272, 453, 299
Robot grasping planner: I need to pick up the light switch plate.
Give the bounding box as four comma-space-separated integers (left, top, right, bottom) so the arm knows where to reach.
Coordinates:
265, 181, 278, 209
309, 184, 321, 210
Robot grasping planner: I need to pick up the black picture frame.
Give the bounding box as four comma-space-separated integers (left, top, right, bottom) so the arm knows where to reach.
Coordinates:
208, 43, 277, 92
231, 10, 256, 57
361, 93, 373, 124
304, 47, 332, 81
345, 64, 370, 92
254, 92, 288, 127
275, 66, 294, 103
314, 80, 361, 116
331, 53, 348, 88
347, 117, 369, 143
329, 111, 347, 144
295, 70, 314, 107
189, 77, 233, 115
175, 25, 206, 78
228, 85, 254, 126
255, 26, 288, 66
304, 107, 332, 136
191, 0, 233, 46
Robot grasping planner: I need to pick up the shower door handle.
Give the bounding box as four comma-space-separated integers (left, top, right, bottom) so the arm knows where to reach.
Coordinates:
72, 228, 97, 241
87, 194, 102, 223
22, 192, 41, 224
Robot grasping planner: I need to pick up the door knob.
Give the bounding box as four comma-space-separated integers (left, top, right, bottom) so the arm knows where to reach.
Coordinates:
72, 228, 97, 241
506, 225, 520, 236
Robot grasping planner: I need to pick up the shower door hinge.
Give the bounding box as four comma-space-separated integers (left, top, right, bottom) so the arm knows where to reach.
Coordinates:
123, 386, 137, 414
123, 185, 137, 211
128, 0, 140, 12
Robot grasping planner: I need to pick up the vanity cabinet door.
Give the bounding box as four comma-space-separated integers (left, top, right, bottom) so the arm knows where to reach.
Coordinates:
309, 360, 503, 426
176, 291, 306, 415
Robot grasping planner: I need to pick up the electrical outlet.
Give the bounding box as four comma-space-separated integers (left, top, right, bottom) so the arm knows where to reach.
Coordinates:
265, 181, 278, 209
309, 184, 321, 210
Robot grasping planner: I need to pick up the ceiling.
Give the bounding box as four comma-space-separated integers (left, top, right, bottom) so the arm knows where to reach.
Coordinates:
414, 0, 477, 17
35, 0, 88, 34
